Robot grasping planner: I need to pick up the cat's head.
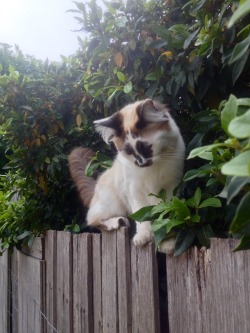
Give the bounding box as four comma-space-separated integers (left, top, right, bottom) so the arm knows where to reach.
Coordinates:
94, 99, 182, 167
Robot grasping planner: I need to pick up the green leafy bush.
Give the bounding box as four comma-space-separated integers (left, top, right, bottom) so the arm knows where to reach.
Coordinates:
0, 0, 250, 253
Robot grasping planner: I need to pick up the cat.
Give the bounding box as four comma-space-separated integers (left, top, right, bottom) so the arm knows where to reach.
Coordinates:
68, 99, 185, 248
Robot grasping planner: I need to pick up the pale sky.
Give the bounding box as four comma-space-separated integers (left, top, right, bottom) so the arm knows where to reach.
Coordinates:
0, 0, 84, 61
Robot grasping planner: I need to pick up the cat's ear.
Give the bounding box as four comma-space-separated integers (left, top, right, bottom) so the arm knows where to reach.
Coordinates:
139, 99, 169, 124
94, 113, 122, 144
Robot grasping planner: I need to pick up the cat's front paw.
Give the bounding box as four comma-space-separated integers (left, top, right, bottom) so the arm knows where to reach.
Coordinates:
133, 230, 153, 247
103, 217, 129, 231
158, 237, 176, 255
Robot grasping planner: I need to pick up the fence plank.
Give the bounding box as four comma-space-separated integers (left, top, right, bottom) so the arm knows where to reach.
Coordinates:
22, 236, 45, 260
102, 230, 118, 333
11, 248, 20, 333
166, 246, 210, 333
117, 228, 132, 333
17, 249, 45, 333
56, 231, 73, 333
131, 242, 160, 333
208, 238, 250, 333
45, 230, 57, 333
73, 233, 93, 333
166, 238, 250, 333
92, 233, 103, 333
0, 250, 8, 333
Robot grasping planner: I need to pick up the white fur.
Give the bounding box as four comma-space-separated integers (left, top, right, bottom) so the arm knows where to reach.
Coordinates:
87, 109, 185, 246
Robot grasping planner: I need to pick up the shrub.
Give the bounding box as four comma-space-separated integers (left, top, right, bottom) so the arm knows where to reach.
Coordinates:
0, 0, 250, 253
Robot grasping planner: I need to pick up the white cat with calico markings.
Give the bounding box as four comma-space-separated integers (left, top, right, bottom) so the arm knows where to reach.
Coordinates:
68, 99, 185, 248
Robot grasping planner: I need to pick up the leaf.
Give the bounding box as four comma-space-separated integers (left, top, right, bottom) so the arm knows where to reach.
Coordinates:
166, 219, 185, 234
228, 35, 250, 65
152, 218, 169, 232
123, 81, 132, 94
172, 197, 190, 220
187, 143, 224, 159
233, 235, 250, 251
221, 151, 250, 176
221, 94, 238, 136
151, 201, 172, 215
228, 1, 250, 28
183, 29, 199, 49
199, 198, 221, 208
228, 109, 250, 138
16, 230, 32, 240
227, 176, 250, 204
230, 192, 250, 235
117, 71, 126, 82
151, 25, 170, 40
194, 187, 201, 207
114, 52, 123, 67
232, 49, 250, 85
174, 229, 196, 256
197, 225, 214, 248
129, 206, 155, 222
76, 114, 82, 127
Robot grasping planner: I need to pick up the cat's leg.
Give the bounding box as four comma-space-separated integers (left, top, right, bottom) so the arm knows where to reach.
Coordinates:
130, 194, 156, 246
86, 187, 129, 231
133, 221, 153, 247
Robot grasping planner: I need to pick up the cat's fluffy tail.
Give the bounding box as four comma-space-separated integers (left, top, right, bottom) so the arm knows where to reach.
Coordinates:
68, 147, 96, 207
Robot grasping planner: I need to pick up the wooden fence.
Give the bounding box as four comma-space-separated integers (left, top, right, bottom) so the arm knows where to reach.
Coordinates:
1, 230, 250, 333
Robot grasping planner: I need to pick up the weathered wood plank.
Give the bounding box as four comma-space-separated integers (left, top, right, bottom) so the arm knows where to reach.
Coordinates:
56, 231, 73, 333
208, 238, 250, 333
102, 231, 118, 333
17, 249, 45, 333
92, 233, 103, 333
166, 246, 210, 333
0, 250, 9, 333
131, 242, 160, 333
45, 230, 57, 333
11, 248, 19, 333
117, 228, 132, 333
73, 233, 93, 333
22, 236, 45, 260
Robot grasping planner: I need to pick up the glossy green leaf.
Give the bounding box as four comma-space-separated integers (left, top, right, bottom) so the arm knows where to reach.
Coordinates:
197, 225, 214, 248
194, 187, 201, 207
227, 177, 250, 204
228, 109, 250, 138
123, 81, 132, 94
152, 218, 170, 232
174, 229, 196, 256
199, 198, 221, 208
172, 197, 190, 220
221, 94, 238, 136
228, 35, 250, 65
166, 219, 185, 234
233, 235, 250, 251
228, 1, 250, 28
221, 151, 250, 176
129, 206, 155, 222
230, 192, 250, 234
187, 143, 224, 159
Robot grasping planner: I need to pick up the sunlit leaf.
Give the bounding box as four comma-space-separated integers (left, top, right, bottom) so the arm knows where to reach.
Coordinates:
221, 94, 238, 136
228, 109, 250, 138
221, 151, 250, 176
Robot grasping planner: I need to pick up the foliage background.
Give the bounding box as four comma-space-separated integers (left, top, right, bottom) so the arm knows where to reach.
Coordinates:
0, 0, 249, 253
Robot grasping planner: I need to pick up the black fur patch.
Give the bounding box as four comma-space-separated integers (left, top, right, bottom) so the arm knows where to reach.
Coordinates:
136, 140, 153, 159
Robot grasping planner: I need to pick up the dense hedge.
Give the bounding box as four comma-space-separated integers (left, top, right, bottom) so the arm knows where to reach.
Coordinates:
0, 0, 249, 254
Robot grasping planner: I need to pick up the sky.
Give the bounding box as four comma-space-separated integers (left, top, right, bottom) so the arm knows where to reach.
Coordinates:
0, 0, 84, 61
